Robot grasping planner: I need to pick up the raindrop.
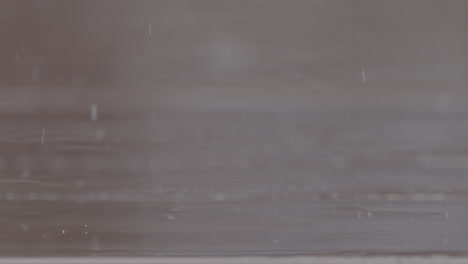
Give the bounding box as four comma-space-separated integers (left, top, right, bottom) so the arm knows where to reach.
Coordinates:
62, 229, 66, 234
404, 237, 414, 248
445, 211, 450, 219
330, 192, 338, 200
32, 65, 39, 81
90, 235, 102, 251
41, 128, 46, 146
357, 210, 362, 219
21, 169, 30, 179
90, 103, 98, 121
361, 69, 367, 84
166, 214, 176, 220
19, 223, 29, 232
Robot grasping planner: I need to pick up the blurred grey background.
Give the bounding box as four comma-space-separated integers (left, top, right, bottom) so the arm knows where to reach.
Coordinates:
1, 0, 468, 257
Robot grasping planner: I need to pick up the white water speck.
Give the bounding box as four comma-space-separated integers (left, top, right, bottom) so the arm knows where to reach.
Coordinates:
84, 224, 88, 228
357, 210, 362, 219
166, 214, 176, 220
361, 69, 367, 84
90, 103, 98, 121
148, 23, 152, 37
85, 231, 88, 235
445, 211, 450, 219
62, 229, 66, 234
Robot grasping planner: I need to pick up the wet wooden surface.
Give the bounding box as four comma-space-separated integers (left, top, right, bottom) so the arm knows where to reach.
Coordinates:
1, 0, 468, 257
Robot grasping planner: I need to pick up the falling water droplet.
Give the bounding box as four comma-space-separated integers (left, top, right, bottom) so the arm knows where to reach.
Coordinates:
91, 235, 102, 251
90, 103, 98, 121
32, 65, 39, 81
361, 69, 367, 84
41, 128, 46, 146
445, 211, 450, 219
166, 214, 176, 220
